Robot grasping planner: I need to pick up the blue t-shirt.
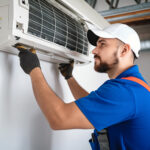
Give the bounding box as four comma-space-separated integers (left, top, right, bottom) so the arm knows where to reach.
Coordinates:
75, 65, 150, 150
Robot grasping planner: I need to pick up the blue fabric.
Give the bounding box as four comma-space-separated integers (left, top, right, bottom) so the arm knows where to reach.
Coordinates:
75, 65, 150, 150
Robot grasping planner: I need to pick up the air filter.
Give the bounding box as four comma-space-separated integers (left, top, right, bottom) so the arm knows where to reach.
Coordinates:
28, 0, 88, 55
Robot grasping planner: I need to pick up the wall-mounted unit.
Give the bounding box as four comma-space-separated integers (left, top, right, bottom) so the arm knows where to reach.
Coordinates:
0, 0, 109, 64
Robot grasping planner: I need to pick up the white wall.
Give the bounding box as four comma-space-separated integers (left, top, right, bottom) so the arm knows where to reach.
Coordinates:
136, 50, 150, 84
0, 50, 108, 150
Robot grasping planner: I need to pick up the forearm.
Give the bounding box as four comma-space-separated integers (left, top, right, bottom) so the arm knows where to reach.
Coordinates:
30, 67, 65, 129
67, 77, 89, 100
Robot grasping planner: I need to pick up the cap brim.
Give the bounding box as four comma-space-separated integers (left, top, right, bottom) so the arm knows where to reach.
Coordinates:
87, 29, 115, 46
87, 30, 99, 46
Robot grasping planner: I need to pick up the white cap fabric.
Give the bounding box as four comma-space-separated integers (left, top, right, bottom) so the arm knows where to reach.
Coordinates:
87, 23, 141, 58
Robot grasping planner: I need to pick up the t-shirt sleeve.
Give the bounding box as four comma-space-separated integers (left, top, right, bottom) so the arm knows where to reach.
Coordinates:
75, 79, 136, 131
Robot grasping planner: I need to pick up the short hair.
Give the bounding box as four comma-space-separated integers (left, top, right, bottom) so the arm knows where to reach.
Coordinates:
132, 51, 137, 62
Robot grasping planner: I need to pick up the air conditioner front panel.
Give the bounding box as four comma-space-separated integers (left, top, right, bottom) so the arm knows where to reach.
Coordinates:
27, 0, 88, 56
1, 0, 104, 64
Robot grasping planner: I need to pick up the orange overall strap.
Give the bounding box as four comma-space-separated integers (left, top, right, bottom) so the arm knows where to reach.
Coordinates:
122, 76, 150, 92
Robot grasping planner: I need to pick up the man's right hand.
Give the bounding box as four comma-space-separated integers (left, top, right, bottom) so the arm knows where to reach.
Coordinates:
58, 60, 74, 80
18, 48, 40, 74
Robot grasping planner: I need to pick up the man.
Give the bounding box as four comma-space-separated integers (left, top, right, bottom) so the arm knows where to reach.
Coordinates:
17, 23, 150, 150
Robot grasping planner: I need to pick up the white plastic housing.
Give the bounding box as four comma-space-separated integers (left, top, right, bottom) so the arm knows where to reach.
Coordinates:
0, 0, 109, 64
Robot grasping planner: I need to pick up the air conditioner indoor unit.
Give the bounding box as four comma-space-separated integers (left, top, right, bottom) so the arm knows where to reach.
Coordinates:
0, 0, 109, 64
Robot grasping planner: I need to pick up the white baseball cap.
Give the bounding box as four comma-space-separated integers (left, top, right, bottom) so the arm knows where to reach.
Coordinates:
87, 23, 141, 58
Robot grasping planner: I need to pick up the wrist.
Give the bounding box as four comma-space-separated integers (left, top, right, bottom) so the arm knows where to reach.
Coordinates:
66, 76, 73, 81
29, 67, 41, 76
65, 75, 73, 80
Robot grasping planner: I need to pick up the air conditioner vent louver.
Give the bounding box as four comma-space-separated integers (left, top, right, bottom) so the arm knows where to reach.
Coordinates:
28, 0, 88, 55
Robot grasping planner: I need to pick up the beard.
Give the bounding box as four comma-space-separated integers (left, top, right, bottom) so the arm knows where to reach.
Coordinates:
94, 51, 119, 73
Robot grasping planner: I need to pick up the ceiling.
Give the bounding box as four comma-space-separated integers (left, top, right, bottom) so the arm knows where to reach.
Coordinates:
128, 20, 150, 41
99, 2, 150, 43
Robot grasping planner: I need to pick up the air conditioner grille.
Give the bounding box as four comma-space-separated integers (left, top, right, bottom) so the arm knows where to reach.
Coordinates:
28, 0, 88, 55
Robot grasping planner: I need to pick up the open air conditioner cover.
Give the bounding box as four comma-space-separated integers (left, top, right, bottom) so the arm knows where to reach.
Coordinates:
0, 0, 109, 64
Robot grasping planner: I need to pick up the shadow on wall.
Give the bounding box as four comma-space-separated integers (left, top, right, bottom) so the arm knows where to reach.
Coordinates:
50, 64, 65, 99
30, 112, 52, 150
1, 52, 15, 129
136, 50, 150, 84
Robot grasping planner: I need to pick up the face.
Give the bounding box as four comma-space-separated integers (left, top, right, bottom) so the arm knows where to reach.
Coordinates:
92, 37, 123, 73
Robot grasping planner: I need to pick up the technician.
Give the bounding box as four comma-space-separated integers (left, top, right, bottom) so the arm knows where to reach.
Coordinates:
17, 23, 150, 150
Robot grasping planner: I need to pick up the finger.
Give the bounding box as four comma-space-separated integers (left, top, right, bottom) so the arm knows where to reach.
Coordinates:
14, 44, 27, 52
59, 63, 68, 67
69, 60, 74, 66
70, 60, 74, 64
29, 48, 36, 54
58, 64, 69, 70
58, 66, 68, 71
18, 51, 26, 57
17, 48, 27, 52
70, 60, 74, 67
18, 50, 30, 57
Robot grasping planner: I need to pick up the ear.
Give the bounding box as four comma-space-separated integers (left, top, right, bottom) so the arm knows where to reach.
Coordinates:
120, 44, 131, 57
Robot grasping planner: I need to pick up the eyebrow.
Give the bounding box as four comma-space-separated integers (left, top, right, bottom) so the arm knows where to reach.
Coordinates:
97, 39, 106, 43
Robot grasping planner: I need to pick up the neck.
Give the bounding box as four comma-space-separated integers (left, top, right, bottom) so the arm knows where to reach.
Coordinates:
107, 63, 134, 79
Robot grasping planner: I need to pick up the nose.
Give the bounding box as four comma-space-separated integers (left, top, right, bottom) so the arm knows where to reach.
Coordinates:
92, 47, 98, 55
